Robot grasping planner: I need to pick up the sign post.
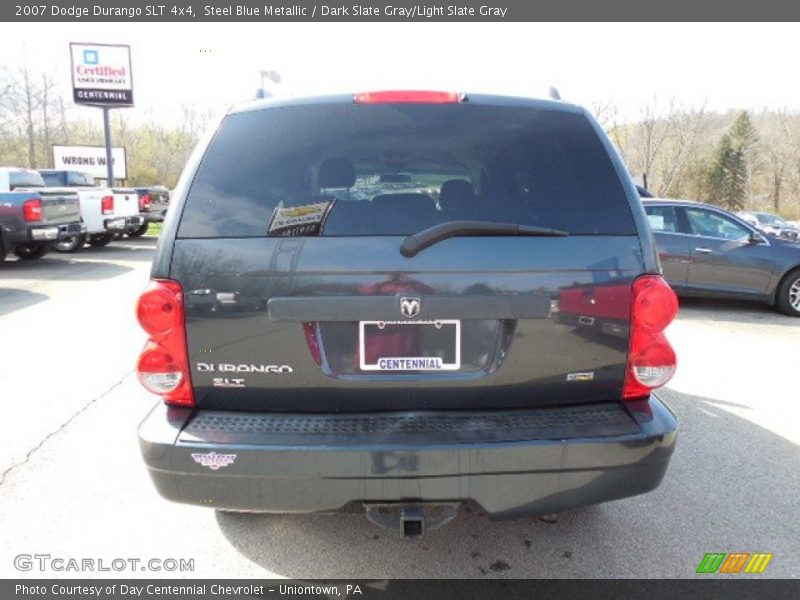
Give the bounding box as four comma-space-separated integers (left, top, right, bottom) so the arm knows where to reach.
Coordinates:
69, 43, 134, 185
102, 107, 113, 184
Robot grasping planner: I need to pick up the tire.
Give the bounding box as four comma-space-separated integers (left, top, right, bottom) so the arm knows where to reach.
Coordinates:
53, 235, 85, 253
88, 233, 115, 247
13, 243, 50, 260
128, 222, 149, 237
0, 235, 6, 263
775, 268, 800, 317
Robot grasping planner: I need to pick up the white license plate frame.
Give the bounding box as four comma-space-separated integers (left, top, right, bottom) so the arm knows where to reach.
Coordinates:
358, 320, 461, 371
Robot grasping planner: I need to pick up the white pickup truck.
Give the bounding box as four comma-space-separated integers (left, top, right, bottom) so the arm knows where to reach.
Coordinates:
38, 169, 143, 252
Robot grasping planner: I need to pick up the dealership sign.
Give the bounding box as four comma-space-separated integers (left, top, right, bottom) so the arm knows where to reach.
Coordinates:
52, 145, 128, 180
70, 43, 134, 106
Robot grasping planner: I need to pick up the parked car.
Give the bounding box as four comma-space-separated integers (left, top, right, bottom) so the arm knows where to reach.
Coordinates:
0, 167, 83, 262
737, 210, 800, 241
128, 185, 170, 237
136, 91, 680, 537
38, 169, 144, 252
644, 199, 800, 316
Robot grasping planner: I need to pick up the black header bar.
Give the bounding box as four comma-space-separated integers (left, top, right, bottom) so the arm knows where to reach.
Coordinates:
5, 0, 800, 22
3, 579, 800, 600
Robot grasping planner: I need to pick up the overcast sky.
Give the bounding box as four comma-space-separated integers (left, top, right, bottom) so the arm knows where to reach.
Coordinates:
1, 22, 798, 124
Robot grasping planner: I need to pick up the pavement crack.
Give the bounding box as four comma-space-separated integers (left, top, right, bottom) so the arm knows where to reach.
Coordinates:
0, 371, 133, 488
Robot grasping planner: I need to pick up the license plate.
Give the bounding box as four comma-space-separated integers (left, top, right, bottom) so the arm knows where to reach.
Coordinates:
358, 320, 461, 371
31, 227, 58, 241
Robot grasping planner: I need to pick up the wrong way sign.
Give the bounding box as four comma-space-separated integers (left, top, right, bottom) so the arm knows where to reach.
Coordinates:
52, 145, 127, 180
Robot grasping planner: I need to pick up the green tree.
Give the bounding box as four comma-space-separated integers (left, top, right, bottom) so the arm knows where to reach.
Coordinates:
706, 112, 757, 210
730, 110, 757, 149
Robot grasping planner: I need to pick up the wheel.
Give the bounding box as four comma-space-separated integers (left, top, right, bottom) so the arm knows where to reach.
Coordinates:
53, 235, 85, 253
13, 243, 50, 260
0, 235, 6, 263
775, 268, 800, 317
127, 222, 149, 237
88, 233, 115, 247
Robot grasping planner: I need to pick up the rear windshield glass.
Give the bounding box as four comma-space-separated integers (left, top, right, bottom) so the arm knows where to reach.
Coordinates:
178, 103, 635, 238
39, 173, 63, 187
41, 171, 95, 187
10, 170, 45, 189
67, 172, 95, 186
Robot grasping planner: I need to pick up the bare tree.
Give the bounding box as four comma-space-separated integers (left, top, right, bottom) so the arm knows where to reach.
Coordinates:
2, 65, 43, 168
41, 73, 57, 168
637, 99, 677, 189
591, 100, 618, 130
21, 66, 37, 167
656, 104, 707, 197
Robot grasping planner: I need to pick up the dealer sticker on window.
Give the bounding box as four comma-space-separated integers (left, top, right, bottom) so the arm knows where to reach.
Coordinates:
267, 199, 335, 237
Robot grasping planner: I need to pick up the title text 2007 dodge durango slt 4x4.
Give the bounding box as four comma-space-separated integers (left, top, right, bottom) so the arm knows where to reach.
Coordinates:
137, 91, 679, 537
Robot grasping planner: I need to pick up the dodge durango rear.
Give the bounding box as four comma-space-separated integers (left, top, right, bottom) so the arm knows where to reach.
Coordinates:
137, 91, 679, 537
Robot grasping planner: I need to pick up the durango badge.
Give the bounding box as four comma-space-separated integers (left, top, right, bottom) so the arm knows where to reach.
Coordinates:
191, 452, 237, 470
196, 363, 293, 374
399, 297, 421, 318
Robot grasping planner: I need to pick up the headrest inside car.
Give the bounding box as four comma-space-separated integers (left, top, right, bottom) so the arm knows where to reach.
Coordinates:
439, 179, 474, 210
318, 157, 356, 189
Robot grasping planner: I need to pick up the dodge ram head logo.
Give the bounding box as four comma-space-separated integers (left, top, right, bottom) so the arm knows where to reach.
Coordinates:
400, 297, 421, 318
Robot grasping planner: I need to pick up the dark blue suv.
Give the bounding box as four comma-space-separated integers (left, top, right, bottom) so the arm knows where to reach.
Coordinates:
136, 91, 680, 537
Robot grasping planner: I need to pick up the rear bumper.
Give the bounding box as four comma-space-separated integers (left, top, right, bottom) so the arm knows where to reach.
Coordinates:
13, 221, 85, 243
140, 210, 166, 223
125, 215, 146, 231
138, 396, 678, 518
103, 217, 127, 231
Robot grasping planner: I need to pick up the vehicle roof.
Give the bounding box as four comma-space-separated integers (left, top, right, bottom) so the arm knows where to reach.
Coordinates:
228, 92, 585, 116
39, 169, 90, 174
642, 198, 721, 210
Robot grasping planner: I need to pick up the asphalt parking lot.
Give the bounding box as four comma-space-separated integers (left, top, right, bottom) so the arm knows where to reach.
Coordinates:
0, 237, 798, 579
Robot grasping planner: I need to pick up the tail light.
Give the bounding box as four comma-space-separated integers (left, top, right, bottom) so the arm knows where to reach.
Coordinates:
354, 90, 463, 104
303, 322, 322, 366
101, 195, 114, 215
135, 280, 194, 406
139, 193, 152, 211
23, 198, 43, 222
623, 275, 679, 400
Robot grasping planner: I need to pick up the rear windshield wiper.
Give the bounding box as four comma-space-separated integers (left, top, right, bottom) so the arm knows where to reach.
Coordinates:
400, 220, 569, 257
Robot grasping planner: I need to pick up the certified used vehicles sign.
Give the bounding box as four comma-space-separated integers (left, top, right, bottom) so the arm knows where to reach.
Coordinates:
70, 42, 134, 106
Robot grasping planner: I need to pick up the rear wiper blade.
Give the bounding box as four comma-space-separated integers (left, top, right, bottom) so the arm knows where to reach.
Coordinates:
400, 220, 569, 258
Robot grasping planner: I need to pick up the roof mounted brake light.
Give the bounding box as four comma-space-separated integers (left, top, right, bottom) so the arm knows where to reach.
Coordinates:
354, 90, 464, 104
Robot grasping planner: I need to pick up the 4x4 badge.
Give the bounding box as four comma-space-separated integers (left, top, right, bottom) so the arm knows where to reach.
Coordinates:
400, 297, 421, 318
